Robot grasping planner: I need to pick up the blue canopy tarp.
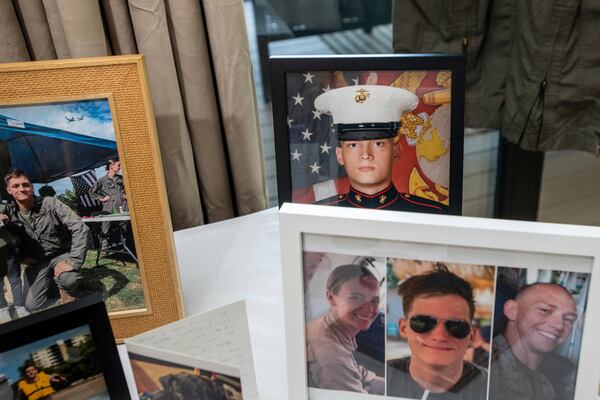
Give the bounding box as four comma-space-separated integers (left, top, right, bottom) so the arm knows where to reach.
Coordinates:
0, 114, 118, 183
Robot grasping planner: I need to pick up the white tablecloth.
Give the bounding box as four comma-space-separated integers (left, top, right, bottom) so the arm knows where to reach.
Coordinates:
118, 207, 287, 400
82, 213, 131, 222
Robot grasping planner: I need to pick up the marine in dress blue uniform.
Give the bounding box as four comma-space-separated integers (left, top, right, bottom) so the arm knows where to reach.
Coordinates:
316, 183, 445, 212
314, 85, 447, 213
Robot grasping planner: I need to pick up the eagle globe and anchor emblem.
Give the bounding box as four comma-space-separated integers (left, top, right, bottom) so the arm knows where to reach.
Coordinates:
354, 88, 370, 103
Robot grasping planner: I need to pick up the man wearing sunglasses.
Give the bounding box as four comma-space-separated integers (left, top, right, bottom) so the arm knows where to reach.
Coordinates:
488, 282, 578, 400
387, 266, 487, 399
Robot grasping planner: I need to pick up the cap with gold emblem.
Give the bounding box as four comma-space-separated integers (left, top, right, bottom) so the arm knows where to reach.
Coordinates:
314, 85, 419, 141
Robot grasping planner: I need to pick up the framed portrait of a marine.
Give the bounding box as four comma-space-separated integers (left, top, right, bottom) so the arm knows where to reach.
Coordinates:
279, 203, 600, 400
270, 54, 465, 215
0, 56, 184, 340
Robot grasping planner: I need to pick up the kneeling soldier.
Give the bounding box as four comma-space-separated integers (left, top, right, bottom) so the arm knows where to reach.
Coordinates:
0, 169, 89, 312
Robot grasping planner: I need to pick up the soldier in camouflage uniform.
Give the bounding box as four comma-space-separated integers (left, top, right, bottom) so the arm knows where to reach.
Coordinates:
0, 169, 89, 312
89, 159, 126, 238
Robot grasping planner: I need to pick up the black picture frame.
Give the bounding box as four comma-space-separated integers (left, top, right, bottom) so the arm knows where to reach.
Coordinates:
0, 294, 130, 399
270, 54, 465, 215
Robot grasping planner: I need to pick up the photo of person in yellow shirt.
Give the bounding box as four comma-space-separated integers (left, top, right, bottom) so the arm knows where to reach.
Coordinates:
17, 363, 65, 400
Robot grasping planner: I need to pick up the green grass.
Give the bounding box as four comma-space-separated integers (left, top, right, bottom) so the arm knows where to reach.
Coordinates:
80, 250, 146, 312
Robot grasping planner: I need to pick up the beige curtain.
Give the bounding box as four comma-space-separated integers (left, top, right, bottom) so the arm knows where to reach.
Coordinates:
0, 0, 267, 230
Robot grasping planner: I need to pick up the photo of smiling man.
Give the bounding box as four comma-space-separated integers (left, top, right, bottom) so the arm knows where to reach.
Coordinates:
304, 253, 386, 395
489, 267, 590, 400
386, 260, 495, 399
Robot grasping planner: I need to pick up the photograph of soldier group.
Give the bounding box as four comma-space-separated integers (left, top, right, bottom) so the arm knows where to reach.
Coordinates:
0, 99, 145, 324
303, 251, 590, 400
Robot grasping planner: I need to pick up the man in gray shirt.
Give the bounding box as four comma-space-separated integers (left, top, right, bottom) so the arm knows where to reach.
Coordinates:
0, 169, 89, 311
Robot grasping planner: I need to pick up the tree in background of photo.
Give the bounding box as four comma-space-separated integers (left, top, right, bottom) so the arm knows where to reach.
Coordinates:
57, 190, 83, 216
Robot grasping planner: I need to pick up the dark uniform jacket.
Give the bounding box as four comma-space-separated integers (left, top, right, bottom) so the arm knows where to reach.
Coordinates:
387, 357, 488, 399
0, 197, 89, 269
393, 0, 600, 155
316, 184, 448, 213
489, 335, 576, 400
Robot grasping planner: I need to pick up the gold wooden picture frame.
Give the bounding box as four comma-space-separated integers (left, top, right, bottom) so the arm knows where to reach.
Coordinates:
0, 55, 184, 339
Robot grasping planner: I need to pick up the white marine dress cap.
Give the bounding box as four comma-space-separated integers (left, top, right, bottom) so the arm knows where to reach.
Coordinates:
314, 85, 419, 140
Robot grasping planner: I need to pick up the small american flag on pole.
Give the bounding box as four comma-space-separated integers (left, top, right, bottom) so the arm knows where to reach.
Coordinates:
70, 169, 100, 208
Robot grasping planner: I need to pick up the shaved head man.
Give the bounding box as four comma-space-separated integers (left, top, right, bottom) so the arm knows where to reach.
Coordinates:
489, 282, 579, 400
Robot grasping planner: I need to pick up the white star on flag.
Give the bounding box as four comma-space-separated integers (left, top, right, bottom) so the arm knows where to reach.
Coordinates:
309, 162, 321, 174
293, 93, 304, 106
322, 84, 331, 92
287, 118, 294, 127
301, 129, 314, 141
352, 78, 359, 85
312, 109, 323, 120
320, 142, 332, 154
303, 72, 315, 84
291, 149, 302, 161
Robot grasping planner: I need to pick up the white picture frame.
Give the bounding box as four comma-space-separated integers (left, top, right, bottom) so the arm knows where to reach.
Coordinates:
279, 203, 600, 400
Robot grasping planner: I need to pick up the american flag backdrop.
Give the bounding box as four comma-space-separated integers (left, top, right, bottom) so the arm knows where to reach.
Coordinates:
286, 70, 349, 203
70, 169, 101, 208
285, 69, 453, 205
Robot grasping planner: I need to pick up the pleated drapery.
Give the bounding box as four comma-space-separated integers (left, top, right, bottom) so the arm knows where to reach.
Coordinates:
0, 0, 267, 230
